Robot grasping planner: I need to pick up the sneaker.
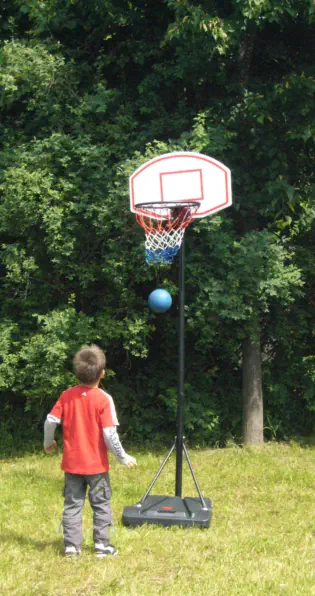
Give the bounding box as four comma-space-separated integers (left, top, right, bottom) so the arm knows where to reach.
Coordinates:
64, 545, 81, 557
95, 543, 118, 558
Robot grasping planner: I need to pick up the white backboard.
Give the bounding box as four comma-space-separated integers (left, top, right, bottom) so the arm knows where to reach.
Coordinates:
129, 152, 232, 219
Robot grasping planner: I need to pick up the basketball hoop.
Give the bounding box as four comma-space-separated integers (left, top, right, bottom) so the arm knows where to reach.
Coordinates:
136, 202, 200, 264
123, 153, 231, 529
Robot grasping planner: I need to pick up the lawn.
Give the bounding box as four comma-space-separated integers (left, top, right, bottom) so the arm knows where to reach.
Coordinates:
0, 442, 314, 596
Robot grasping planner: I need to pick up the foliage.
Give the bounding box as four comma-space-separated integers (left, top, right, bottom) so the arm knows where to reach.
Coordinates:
0, 0, 315, 445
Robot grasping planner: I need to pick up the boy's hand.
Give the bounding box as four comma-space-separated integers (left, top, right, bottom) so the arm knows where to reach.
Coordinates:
44, 440, 57, 454
125, 456, 137, 469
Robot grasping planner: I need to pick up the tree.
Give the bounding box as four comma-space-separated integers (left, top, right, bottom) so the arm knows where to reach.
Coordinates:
0, 0, 314, 448
155, 0, 315, 443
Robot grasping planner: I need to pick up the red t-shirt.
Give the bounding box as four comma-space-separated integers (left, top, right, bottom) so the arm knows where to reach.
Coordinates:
50, 386, 118, 475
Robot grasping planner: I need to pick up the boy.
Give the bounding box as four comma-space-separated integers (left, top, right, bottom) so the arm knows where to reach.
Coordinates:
43, 344, 137, 558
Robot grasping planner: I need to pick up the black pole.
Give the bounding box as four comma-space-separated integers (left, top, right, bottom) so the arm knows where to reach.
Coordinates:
175, 240, 185, 497
139, 441, 176, 505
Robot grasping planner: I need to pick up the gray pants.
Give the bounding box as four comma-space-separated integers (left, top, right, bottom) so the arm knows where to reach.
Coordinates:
62, 472, 112, 550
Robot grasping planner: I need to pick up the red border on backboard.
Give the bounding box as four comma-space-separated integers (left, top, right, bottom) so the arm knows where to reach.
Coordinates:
160, 169, 203, 203
130, 153, 231, 219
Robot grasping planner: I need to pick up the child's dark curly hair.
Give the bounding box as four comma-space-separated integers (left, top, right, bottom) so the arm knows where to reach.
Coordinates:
73, 344, 106, 384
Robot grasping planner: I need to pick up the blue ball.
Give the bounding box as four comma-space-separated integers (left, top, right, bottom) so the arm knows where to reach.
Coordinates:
148, 289, 172, 314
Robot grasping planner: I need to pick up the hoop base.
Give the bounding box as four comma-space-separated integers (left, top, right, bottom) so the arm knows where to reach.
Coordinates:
122, 495, 212, 528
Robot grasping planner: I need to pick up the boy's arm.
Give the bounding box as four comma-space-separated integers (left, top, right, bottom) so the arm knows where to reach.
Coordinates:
44, 414, 61, 451
99, 391, 136, 468
102, 426, 137, 468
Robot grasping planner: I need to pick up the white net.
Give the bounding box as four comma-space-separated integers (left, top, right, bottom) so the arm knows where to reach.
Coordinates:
144, 227, 186, 264
136, 202, 199, 264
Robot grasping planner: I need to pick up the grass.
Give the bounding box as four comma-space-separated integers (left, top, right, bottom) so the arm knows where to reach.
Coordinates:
0, 441, 314, 596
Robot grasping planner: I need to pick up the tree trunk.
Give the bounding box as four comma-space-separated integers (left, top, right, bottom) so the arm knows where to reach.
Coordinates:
242, 335, 264, 445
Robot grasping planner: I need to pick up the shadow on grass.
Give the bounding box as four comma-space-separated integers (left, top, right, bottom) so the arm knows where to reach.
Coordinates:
1, 437, 314, 465
290, 435, 315, 448
0, 442, 45, 461
0, 531, 63, 554
0, 440, 175, 463
0, 467, 65, 488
